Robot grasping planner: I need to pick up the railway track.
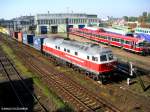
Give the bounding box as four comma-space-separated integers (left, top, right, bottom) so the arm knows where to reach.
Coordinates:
0, 48, 48, 112
0, 35, 121, 111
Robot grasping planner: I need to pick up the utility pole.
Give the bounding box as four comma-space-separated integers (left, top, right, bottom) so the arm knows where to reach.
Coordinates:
66, 18, 69, 39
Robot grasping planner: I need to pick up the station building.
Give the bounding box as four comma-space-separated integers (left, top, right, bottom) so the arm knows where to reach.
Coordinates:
35, 13, 100, 34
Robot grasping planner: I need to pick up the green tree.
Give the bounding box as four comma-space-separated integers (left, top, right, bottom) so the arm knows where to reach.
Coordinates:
138, 16, 144, 23
142, 12, 147, 17
146, 13, 150, 23
128, 17, 137, 22
123, 16, 128, 21
148, 13, 150, 18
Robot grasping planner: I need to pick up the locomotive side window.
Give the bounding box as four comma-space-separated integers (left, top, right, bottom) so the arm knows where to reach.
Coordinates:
92, 56, 95, 61
75, 52, 78, 56
100, 55, 107, 62
64, 48, 66, 51
95, 57, 98, 61
67, 49, 70, 53
58, 47, 60, 50
87, 56, 90, 60
137, 42, 145, 47
55, 46, 57, 49
92, 56, 98, 61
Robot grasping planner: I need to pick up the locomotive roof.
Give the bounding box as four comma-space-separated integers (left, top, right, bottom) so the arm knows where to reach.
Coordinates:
44, 37, 112, 55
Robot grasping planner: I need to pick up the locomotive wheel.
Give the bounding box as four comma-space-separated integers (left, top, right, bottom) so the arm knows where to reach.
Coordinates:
68, 63, 72, 68
99, 75, 104, 84
86, 72, 90, 76
77, 68, 81, 73
74, 67, 78, 71
93, 75, 98, 81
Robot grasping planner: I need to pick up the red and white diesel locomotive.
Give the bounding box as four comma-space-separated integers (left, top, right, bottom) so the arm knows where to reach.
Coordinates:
43, 37, 117, 81
69, 27, 150, 55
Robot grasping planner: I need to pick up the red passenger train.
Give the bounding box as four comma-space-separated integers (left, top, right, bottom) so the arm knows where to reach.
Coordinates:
69, 27, 150, 55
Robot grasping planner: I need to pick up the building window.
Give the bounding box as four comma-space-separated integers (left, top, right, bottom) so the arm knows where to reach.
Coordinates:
75, 52, 78, 56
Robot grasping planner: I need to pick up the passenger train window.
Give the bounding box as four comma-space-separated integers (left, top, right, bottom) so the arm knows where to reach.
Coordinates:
125, 41, 131, 44
100, 55, 107, 62
121, 39, 124, 44
108, 54, 113, 60
137, 42, 144, 47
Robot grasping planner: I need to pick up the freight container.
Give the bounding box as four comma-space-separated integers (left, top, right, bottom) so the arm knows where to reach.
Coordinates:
27, 35, 34, 45
78, 25, 85, 29
33, 36, 46, 51
23, 33, 34, 45
13, 32, 18, 39
23, 33, 28, 44
17, 32, 23, 42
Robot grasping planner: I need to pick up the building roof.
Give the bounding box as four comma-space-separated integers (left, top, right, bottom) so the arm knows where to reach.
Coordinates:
36, 13, 98, 19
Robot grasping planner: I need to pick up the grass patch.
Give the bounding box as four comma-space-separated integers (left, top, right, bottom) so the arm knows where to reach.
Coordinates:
0, 41, 73, 111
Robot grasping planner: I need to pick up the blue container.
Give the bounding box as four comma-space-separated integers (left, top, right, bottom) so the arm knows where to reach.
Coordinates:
136, 33, 150, 43
78, 25, 85, 29
27, 35, 34, 45
33, 36, 45, 51
23, 33, 28, 44
23, 34, 34, 45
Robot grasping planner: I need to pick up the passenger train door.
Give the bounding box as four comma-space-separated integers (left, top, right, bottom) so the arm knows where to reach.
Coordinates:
121, 39, 124, 47
107, 36, 111, 45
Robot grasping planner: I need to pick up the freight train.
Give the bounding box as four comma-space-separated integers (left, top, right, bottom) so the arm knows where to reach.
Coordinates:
69, 27, 150, 55
2, 32, 117, 83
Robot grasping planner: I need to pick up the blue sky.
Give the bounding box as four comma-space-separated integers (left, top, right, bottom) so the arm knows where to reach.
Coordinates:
0, 0, 150, 19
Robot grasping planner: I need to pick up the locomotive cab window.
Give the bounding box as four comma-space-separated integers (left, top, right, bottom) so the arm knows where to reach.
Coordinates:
64, 48, 66, 51
55, 46, 57, 49
108, 54, 113, 60
100, 55, 107, 62
58, 47, 60, 50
